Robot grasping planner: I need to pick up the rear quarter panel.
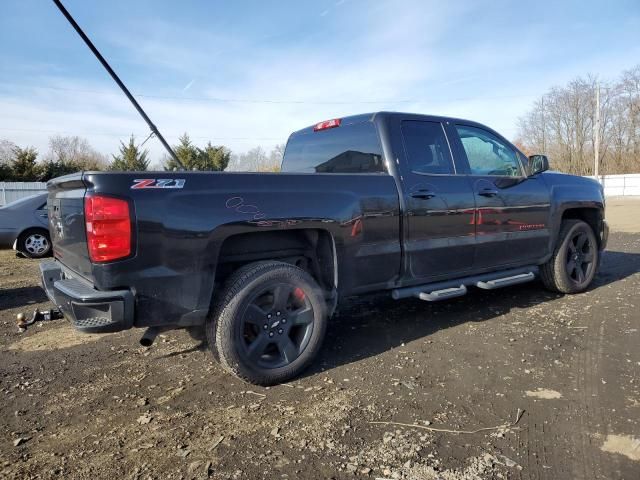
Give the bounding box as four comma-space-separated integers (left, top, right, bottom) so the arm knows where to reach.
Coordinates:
84, 171, 400, 327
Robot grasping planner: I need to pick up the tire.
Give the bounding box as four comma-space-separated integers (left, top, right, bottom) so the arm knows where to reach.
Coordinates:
17, 228, 51, 259
540, 220, 599, 294
207, 261, 328, 386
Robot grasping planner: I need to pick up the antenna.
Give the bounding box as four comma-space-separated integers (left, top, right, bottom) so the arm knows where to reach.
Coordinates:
51, 0, 184, 169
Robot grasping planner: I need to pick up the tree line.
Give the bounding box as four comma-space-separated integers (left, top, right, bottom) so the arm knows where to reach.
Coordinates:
516, 64, 640, 176
0, 134, 284, 182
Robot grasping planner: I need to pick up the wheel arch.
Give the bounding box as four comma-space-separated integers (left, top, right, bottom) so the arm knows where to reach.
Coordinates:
16, 226, 50, 246
560, 207, 604, 249
213, 228, 338, 294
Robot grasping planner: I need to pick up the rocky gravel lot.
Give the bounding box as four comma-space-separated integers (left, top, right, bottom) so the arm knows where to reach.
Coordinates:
1, 199, 639, 479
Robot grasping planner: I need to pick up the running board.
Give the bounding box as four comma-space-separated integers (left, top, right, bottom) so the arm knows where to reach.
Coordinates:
415, 285, 467, 302
476, 272, 535, 290
392, 266, 539, 300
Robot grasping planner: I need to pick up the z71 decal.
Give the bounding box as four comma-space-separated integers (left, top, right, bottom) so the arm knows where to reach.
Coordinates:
131, 179, 186, 189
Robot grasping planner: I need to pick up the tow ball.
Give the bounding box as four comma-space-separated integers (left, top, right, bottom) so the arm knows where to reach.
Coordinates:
16, 308, 64, 332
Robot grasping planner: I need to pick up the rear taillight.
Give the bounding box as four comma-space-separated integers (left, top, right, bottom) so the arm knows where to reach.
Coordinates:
84, 195, 131, 262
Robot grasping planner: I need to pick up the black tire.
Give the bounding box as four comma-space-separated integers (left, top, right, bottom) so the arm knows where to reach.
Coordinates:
207, 261, 327, 386
540, 220, 599, 294
17, 228, 51, 259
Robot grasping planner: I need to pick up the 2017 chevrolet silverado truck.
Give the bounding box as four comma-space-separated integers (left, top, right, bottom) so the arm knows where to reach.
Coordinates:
40, 112, 608, 385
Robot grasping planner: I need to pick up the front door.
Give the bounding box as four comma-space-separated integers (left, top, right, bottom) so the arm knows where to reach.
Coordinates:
449, 123, 551, 270
398, 120, 476, 282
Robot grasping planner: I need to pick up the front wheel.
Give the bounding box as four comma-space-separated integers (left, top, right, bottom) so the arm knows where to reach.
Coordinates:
540, 219, 599, 293
208, 261, 328, 386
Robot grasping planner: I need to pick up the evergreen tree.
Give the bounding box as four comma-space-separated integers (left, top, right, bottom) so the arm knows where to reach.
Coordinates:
164, 134, 231, 171
196, 142, 231, 171
164, 133, 198, 170
109, 135, 150, 171
37, 160, 80, 181
11, 146, 38, 181
0, 162, 12, 181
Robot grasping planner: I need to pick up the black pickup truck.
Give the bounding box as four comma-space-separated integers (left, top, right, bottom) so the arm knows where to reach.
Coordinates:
40, 112, 608, 385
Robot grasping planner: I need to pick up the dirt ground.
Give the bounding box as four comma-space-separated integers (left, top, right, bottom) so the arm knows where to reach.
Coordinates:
1, 200, 639, 480
604, 197, 640, 234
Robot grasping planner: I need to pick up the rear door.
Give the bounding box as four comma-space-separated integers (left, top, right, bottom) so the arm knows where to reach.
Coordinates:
397, 120, 476, 282
448, 123, 551, 269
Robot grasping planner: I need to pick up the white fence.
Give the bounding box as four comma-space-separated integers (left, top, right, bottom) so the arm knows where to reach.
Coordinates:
594, 174, 640, 197
0, 182, 48, 206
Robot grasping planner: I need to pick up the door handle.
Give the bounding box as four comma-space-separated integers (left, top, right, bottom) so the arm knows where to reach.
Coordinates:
478, 188, 499, 197
410, 190, 436, 200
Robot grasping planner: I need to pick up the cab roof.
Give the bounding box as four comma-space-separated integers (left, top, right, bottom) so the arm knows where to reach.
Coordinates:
289, 111, 481, 138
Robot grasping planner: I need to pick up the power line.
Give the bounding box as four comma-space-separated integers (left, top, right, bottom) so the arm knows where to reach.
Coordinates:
0, 83, 539, 105
0, 126, 283, 141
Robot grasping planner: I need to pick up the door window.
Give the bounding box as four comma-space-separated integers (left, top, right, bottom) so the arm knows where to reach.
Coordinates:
401, 121, 454, 175
455, 125, 522, 177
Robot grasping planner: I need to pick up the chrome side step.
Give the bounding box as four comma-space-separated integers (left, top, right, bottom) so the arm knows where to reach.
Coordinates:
392, 266, 539, 301
415, 285, 467, 302
476, 272, 535, 290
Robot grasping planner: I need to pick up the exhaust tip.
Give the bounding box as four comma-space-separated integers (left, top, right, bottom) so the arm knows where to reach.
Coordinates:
140, 327, 159, 347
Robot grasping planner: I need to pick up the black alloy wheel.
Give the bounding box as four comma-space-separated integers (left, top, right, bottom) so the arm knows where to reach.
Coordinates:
238, 282, 315, 369
566, 229, 596, 286
540, 219, 599, 294
209, 261, 328, 385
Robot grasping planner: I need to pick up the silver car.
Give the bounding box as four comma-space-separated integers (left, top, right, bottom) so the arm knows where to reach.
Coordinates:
0, 193, 51, 258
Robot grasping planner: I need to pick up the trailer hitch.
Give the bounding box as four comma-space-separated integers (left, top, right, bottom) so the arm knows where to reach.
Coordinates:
16, 308, 64, 332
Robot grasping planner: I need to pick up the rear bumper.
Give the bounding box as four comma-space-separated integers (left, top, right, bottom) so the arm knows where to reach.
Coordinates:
40, 260, 134, 333
0, 229, 16, 248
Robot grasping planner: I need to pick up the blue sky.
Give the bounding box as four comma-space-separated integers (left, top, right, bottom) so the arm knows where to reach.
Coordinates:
1, 0, 639, 162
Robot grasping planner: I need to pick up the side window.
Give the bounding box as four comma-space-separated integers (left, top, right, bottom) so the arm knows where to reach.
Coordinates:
401, 121, 454, 175
455, 125, 522, 177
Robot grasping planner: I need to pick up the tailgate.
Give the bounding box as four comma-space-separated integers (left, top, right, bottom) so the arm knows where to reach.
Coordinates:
47, 172, 94, 281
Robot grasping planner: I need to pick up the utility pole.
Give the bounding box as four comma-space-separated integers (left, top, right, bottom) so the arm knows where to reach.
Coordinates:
51, 0, 184, 169
541, 95, 546, 154
594, 81, 600, 180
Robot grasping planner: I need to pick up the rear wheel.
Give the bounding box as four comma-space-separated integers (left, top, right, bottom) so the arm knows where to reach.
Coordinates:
540, 220, 599, 293
17, 229, 51, 259
208, 261, 328, 385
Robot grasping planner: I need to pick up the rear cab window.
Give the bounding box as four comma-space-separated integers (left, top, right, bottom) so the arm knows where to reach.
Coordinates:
282, 120, 386, 173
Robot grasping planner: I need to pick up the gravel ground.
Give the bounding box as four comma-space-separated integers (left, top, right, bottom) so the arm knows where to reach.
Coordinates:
0, 200, 638, 480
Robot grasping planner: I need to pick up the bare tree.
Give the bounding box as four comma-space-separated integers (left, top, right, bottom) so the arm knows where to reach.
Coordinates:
517, 66, 640, 175
0, 139, 17, 166
229, 145, 283, 172
46, 135, 108, 171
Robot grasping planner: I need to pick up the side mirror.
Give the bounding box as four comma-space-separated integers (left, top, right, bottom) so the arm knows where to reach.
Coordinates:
528, 154, 549, 175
